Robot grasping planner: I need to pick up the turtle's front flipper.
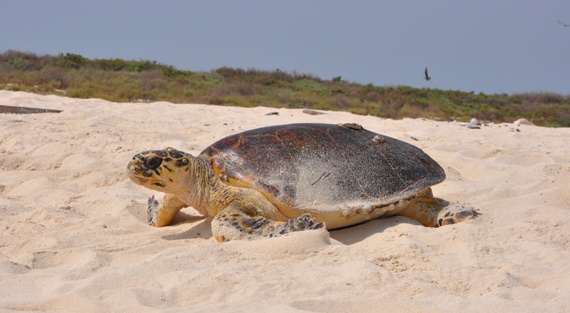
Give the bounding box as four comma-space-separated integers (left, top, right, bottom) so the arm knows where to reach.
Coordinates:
212, 206, 325, 242
148, 194, 187, 227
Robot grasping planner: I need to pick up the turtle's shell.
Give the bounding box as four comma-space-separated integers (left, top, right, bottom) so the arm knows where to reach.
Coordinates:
200, 123, 445, 220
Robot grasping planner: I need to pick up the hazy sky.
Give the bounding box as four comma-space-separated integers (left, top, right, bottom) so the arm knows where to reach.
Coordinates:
2, 1, 569, 95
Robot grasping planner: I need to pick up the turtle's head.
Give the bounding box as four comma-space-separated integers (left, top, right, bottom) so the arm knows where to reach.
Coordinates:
127, 147, 194, 194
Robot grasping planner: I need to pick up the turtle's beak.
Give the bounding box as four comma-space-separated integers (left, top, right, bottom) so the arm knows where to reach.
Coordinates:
127, 159, 149, 181
127, 159, 141, 175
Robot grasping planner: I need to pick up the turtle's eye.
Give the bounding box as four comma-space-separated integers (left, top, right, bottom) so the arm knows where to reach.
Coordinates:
145, 157, 163, 170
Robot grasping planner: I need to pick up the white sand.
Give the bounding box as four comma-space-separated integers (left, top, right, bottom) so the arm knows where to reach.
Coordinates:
0, 90, 569, 312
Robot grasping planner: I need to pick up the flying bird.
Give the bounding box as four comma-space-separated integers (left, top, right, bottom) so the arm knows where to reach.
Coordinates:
558, 20, 570, 27
424, 67, 431, 81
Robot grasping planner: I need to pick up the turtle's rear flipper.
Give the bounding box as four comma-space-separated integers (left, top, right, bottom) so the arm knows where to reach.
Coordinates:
212, 208, 324, 242
437, 206, 480, 226
397, 190, 479, 227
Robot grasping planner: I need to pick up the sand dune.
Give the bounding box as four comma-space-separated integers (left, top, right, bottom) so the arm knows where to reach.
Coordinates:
0, 91, 569, 312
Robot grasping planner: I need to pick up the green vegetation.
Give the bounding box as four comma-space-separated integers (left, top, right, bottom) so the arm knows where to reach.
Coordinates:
1, 50, 568, 127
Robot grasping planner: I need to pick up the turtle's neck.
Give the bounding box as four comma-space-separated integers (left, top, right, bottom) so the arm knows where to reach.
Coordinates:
180, 155, 211, 216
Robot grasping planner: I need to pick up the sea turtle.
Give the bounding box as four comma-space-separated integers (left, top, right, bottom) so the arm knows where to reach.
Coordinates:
127, 123, 477, 242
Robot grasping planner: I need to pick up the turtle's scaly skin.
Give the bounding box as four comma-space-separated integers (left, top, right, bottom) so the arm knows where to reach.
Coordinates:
127, 123, 478, 242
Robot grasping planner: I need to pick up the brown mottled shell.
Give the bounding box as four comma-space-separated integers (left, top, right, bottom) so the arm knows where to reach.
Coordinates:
200, 123, 445, 213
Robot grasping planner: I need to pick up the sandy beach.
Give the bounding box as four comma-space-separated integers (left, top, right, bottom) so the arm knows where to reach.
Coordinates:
0, 90, 569, 312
